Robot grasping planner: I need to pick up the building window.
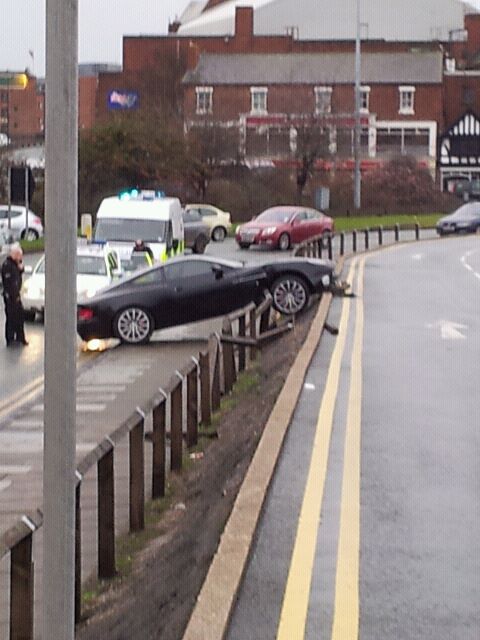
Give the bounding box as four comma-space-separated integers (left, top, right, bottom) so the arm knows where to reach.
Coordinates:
195, 86, 213, 115
314, 86, 332, 114
250, 87, 268, 114
399, 86, 415, 115
463, 87, 475, 106
360, 86, 370, 112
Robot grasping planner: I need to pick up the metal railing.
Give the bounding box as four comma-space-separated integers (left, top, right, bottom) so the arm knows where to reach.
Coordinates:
1, 292, 287, 639
294, 222, 424, 259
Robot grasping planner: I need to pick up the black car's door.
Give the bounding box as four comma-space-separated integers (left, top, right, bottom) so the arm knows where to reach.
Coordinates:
119, 266, 179, 329
162, 260, 266, 324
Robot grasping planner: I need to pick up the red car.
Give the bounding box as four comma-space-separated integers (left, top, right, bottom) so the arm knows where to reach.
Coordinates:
235, 206, 334, 250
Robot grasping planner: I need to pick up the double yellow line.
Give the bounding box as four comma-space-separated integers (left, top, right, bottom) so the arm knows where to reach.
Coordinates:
277, 256, 365, 640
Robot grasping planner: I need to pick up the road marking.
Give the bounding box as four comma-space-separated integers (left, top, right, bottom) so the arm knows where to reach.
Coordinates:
77, 385, 127, 393
0, 375, 44, 421
0, 479, 12, 492
426, 320, 467, 340
331, 257, 365, 640
460, 250, 480, 281
0, 465, 31, 474
276, 260, 356, 640
32, 403, 107, 413
76, 393, 117, 402
304, 383, 316, 390
8, 419, 44, 430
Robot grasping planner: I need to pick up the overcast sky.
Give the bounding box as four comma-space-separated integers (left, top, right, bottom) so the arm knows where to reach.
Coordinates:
0, 1, 190, 77
2, 0, 480, 78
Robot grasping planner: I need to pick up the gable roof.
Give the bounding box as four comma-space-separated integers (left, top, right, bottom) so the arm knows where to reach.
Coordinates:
182, 52, 444, 85
177, 0, 476, 41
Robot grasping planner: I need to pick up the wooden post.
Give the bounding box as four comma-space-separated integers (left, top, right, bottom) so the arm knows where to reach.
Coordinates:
378, 226, 383, 245
129, 413, 145, 532
340, 232, 345, 255
211, 338, 221, 412
364, 228, 369, 250
238, 315, 246, 372
222, 319, 236, 395
74, 481, 82, 624
249, 307, 257, 361
186, 365, 198, 448
352, 229, 357, 252
152, 397, 166, 498
199, 351, 211, 425
415, 222, 420, 240
97, 447, 116, 579
327, 234, 333, 260
170, 378, 183, 471
10, 534, 34, 640
394, 223, 400, 241
259, 307, 270, 335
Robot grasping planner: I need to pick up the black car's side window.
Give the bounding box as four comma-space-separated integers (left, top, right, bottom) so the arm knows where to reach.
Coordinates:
130, 268, 165, 286
164, 261, 217, 281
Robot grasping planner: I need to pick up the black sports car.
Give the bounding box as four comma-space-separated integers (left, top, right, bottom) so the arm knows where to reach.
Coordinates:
77, 255, 335, 344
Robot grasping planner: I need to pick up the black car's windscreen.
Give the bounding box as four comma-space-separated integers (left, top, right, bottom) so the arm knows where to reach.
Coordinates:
95, 219, 168, 242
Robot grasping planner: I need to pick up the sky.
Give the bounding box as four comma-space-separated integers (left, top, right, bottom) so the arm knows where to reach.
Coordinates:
2, 0, 480, 78
0, 0, 191, 77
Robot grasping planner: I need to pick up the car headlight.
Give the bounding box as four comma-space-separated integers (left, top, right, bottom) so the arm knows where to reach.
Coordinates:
261, 226, 277, 236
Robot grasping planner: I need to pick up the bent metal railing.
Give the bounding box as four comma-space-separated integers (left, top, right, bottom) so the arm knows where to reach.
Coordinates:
0, 291, 291, 639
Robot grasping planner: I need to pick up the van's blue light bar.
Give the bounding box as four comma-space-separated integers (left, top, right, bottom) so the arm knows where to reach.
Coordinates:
118, 188, 165, 201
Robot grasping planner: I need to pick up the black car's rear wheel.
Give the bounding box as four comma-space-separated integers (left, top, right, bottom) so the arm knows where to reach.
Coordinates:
271, 275, 309, 315
114, 307, 153, 344
238, 242, 251, 249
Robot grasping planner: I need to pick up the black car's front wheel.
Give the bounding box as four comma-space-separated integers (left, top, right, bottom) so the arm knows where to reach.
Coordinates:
271, 275, 309, 315
114, 307, 153, 344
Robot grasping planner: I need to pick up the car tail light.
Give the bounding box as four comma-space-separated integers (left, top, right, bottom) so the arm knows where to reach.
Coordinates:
78, 308, 94, 321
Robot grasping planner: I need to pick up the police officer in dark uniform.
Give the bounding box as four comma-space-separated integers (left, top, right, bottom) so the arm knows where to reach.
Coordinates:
1, 244, 28, 346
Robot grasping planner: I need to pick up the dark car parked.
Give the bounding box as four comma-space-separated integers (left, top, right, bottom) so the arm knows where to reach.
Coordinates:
77, 255, 335, 344
183, 210, 211, 254
436, 202, 480, 236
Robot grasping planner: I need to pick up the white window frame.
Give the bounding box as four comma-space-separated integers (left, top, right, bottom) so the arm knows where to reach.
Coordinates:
314, 86, 332, 114
398, 85, 415, 115
250, 86, 268, 114
195, 86, 213, 115
360, 85, 370, 113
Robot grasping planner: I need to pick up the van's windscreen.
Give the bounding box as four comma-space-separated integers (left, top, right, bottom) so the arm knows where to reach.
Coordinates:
95, 219, 167, 242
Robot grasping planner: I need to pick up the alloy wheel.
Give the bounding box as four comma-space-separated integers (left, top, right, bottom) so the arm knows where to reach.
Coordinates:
115, 307, 152, 344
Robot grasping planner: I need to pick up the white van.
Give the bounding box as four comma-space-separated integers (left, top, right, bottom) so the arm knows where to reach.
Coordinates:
94, 189, 184, 265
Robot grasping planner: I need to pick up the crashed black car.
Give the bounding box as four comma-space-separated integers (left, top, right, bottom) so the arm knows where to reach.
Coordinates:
77, 255, 335, 344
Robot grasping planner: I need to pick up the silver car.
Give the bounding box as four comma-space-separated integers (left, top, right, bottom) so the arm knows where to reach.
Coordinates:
0, 205, 44, 241
436, 202, 480, 236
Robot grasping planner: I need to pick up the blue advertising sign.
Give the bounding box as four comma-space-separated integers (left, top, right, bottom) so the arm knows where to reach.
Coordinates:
108, 90, 139, 110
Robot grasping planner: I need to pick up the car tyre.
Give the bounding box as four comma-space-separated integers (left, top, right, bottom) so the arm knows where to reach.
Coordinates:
277, 232, 290, 251
21, 228, 39, 241
238, 242, 251, 249
193, 234, 208, 254
114, 307, 153, 344
212, 226, 227, 242
271, 274, 310, 315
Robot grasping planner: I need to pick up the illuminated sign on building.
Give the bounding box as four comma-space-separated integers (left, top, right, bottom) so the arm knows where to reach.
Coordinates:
107, 90, 139, 110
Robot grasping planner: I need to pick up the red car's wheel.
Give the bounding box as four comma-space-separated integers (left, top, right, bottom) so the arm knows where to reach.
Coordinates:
277, 232, 291, 251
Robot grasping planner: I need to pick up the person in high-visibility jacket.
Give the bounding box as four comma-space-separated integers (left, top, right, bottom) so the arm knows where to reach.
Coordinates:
132, 239, 154, 267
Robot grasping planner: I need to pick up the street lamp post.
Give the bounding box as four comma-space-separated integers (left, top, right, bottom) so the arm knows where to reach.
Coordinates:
43, 0, 78, 638
354, 0, 361, 210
